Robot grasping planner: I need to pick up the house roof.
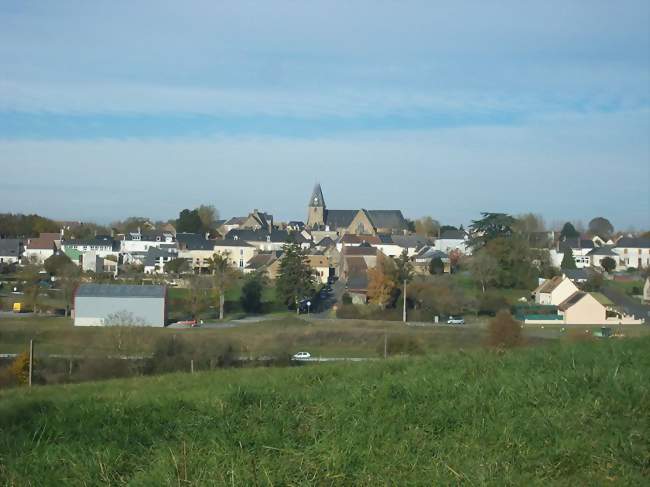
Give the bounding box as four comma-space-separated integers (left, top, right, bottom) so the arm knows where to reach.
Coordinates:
0, 238, 21, 257
224, 217, 247, 226
76, 284, 166, 298
562, 268, 591, 281
213, 239, 253, 248
415, 246, 448, 261
64, 237, 115, 248
533, 275, 564, 294
26, 238, 56, 250
392, 234, 429, 249
341, 234, 382, 245
557, 291, 588, 311
559, 238, 595, 251
176, 233, 214, 250
364, 210, 407, 230
316, 236, 336, 247
225, 229, 292, 243
342, 245, 377, 256
616, 237, 650, 249
439, 229, 466, 240
246, 253, 277, 270
324, 209, 358, 229
347, 274, 369, 292
586, 246, 617, 256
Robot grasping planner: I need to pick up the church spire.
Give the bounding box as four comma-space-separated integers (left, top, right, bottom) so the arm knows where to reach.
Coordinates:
309, 183, 325, 208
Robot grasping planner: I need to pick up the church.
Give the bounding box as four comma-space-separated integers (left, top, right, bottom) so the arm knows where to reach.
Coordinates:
306, 184, 408, 236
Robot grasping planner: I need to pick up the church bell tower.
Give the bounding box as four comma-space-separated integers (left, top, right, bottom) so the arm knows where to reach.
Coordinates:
307, 183, 326, 228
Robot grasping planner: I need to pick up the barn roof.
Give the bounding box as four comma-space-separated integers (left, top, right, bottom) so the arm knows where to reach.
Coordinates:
76, 284, 166, 298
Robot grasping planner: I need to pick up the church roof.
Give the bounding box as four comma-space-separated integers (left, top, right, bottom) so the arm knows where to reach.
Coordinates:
309, 183, 325, 208
324, 209, 357, 229
365, 210, 408, 231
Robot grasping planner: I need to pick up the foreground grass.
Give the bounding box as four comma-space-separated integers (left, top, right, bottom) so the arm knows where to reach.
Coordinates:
1, 338, 649, 485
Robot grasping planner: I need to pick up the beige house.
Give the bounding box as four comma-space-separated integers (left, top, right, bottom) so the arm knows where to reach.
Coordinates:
306, 255, 331, 284
558, 292, 607, 325
179, 240, 256, 273
644, 278, 650, 303
533, 276, 580, 306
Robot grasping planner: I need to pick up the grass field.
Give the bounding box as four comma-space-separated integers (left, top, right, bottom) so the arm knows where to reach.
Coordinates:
1, 338, 648, 485
0, 315, 498, 359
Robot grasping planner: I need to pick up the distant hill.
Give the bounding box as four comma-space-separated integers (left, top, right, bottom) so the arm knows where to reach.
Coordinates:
1, 339, 648, 484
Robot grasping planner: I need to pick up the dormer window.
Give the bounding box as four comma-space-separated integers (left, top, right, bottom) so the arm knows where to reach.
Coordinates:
267, 236, 271, 242
234, 236, 239, 241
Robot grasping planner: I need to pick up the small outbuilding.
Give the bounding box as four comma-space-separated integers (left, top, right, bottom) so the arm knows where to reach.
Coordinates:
74, 284, 166, 327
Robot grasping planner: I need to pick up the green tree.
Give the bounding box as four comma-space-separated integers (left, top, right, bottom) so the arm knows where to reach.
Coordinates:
240, 271, 267, 313
467, 213, 516, 251
197, 205, 219, 233
559, 222, 580, 240
44, 253, 75, 276
59, 264, 81, 316
276, 242, 315, 312
17, 264, 42, 313
165, 258, 189, 275
428, 257, 445, 275
207, 252, 239, 320
414, 216, 440, 237
186, 275, 212, 320
588, 217, 614, 239
561, 248, 577, 270
484, 237, 537, 289
176, 209, 204, 234
600, 257, 616, 273
394, 250, 414, 284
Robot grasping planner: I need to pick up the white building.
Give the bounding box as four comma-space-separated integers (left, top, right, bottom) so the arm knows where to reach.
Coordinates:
120, 230, 176, 254
433, 229, 471, 255
615, 237, 650, 269
62, 237, 117, 260
0, 239, 22, 264
533, 275, 580, 306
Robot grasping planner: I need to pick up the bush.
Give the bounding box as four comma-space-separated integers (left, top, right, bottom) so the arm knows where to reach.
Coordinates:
75, 358, 134, 382
478, 292, 510, 316
487, 310, 522, 348
377, 334, 424, 357
341, 293, 353, 305
0, 367, 18, 389
336, 304, 362, 319
8, 352, 30, 385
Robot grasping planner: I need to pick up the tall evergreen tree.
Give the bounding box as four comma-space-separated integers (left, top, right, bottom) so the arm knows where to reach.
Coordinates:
560, 222, 580, 241
467, 212, 516, 251
276, 242, 315, 312
560, 248, 577, 269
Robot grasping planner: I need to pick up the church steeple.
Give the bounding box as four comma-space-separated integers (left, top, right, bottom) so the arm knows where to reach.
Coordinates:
309, 183, 325, 208
307, 183, 326, 228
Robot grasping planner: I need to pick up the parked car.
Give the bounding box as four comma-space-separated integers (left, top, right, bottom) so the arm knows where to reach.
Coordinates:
292, 352, 311, 360
447, 316, 465, 325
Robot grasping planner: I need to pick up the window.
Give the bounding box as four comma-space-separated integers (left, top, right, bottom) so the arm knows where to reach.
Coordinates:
239, 259, 244, 268
240, 249, 244, 256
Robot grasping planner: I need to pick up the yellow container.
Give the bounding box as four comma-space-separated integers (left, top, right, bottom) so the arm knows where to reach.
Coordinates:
12, 302, 21, 313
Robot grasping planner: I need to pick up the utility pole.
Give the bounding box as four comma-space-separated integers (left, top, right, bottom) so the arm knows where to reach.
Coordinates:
190, 359, 194, 374
28, 339, 34, 387
402, 280, 407, 323
384, 332, 388, 359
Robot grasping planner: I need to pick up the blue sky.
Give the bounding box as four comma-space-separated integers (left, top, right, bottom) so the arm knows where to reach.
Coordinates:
0, 1, 648, 229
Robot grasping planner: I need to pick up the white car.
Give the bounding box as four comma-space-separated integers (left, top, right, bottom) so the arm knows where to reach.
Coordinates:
292, 352, 311, 360
447, 317, 465, 325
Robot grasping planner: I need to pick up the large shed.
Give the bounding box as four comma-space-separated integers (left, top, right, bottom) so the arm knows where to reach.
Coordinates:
74, 284, 167, 327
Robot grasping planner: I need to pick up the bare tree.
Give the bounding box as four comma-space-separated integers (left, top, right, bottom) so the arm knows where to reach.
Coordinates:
469, 251, 499, 293
207, 252, 239, 320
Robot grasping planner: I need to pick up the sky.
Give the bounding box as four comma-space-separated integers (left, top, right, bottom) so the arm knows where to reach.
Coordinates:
0, 1, 648, 229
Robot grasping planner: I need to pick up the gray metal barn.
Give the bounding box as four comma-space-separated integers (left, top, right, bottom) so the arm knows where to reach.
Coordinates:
73, 284, 167, 327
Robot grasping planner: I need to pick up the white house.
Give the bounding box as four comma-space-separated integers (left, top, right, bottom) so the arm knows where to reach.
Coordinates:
23, 236, 58, 263
644, 278, 650, 303
120, 230, 176, 254
586, 246, 621, 271
533, 276, 580, 306
433, 229, 471, 255
614, 237, 650, 269
0, 239, 22, 264
62, 237, 117, 260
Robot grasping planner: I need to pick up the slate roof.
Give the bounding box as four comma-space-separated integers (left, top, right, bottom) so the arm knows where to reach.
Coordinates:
176, 233, 214, 250
439, 229, 466, 240
64, 237, 115, 248
392, 235, 429, 249
340, 234, 382, 245
365, 210, 408, 230
562, 268, 592, 281
0, 238, 21, 257
246, 253, 277, 270
414, 247, 448, 261
616, 237, 650, 249
324, 210, 358, 229
212, 239, 253, 248
316, 236, 336, 247
76, 284, 166, 298
347, 274, 369, 292
586, 246, 617, 256
557, 291, 588, 311
225, 229, 292, 243
559, 238, 595, 251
